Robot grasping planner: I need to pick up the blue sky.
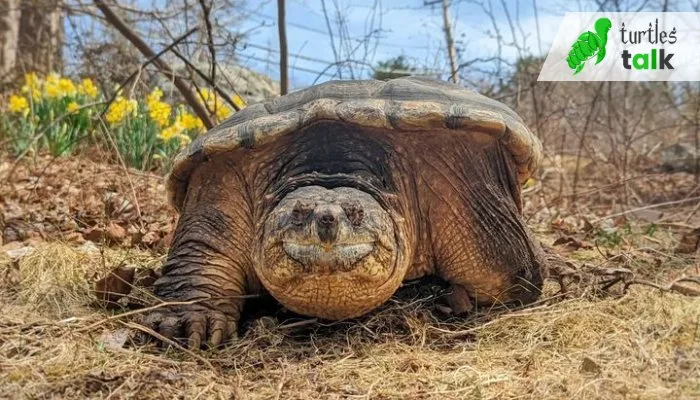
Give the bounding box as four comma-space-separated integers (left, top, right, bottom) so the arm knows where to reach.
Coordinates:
234, 0, 569, 88
237, 0, 700, 89
66, 0, 699, 90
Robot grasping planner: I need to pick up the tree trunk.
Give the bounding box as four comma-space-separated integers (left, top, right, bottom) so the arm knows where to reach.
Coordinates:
277, 0, 288, 95
441, 0, 459, 84
0, 0, 21, 84
17, 0, 64, 75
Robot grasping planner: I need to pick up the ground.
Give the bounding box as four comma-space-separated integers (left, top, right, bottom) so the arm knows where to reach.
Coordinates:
0, 154, 698, 399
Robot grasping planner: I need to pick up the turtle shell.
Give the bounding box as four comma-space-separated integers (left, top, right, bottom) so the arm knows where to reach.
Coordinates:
167, 76, 542, 210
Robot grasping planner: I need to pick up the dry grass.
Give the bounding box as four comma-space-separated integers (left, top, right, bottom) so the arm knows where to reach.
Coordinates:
1, 242, 699, 399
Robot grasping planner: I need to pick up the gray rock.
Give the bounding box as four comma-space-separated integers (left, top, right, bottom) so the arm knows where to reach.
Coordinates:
662, 143, 698, 173
162, 61, 280, 105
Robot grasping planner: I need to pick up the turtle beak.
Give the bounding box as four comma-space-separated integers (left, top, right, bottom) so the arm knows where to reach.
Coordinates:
315, 205, 341, 246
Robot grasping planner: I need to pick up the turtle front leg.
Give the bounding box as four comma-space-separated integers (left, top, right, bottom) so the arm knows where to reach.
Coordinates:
424, 145, 546, 313
140, 168, 256, 349
433, 202, 546, 313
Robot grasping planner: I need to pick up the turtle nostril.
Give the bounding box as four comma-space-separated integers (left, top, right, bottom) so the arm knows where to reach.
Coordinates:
319, 214, 335, 226
317, 211, 339, 244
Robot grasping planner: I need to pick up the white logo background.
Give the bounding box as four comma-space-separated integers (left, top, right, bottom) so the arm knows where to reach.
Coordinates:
538, 12, 700, 81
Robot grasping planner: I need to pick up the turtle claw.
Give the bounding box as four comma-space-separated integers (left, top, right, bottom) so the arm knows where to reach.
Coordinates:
444, 284, 474, 315
136, 305, 238, 349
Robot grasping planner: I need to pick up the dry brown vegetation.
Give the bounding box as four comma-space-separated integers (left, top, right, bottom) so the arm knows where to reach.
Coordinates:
1, 155, 699, 400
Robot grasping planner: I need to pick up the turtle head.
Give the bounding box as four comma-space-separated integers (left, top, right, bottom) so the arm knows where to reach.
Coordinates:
594, 17, 612, 44
257, 185, 405, 320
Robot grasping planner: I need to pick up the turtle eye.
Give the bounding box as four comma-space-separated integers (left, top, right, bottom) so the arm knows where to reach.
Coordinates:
291, 201, 314, 226
341, 201, 364, 227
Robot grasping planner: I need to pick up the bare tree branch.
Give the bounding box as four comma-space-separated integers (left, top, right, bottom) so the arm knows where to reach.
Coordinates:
93, 0, 215, 129
198, 0, 219, 117
169, 48, 241, 111
100, 26, 199, 119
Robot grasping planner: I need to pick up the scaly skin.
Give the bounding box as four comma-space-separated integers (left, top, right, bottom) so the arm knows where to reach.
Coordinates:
141, 122, 545, 348
257, 186, 404, 319
140, 161, 259, 348
410, 131, 545, 312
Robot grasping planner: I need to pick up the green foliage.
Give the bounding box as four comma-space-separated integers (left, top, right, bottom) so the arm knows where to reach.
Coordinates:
36, 99, 94, 157
595, 228, 623, 247
374, 56, 415, 81
1, 73, 96, 157
645, 223, 657, 237
594, 222, 659, 247
1, 112, 34, 155
104, 103, 196, 171
105, 103, 161, 171
1, 72, 219, 172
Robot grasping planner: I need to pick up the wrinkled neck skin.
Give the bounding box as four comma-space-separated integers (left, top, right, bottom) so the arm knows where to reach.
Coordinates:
243, 122, 418, 320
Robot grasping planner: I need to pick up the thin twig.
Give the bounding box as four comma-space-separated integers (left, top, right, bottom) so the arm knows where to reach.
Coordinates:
96, 118, 144, 228
77, 295, 260, 333
99, 26, 200, 120
121, 321, 219, 373
623, 277, 700, 297
590, 196, 700, 224
93, 0, 215, 129
169, 48, 241, 110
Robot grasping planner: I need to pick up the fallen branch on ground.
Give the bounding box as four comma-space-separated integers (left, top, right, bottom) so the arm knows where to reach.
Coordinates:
546, 251, 700, 297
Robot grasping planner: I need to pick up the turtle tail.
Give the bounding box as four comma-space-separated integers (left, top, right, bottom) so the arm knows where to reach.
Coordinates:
574, 63, 585, 75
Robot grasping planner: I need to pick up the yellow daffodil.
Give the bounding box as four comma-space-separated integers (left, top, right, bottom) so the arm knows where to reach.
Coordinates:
147, 87, 164, 104
24, 72, 40, 89
21, 72, 42, 100
21, 85, 41, 100
148, 101, 171, 127
178, 112, 204, 132
77, 78, 99, 99
198, 88, 233, 121
8, 95, 29, 113
42, 74, 77, 98
159, 121, 192, 146
146, 88, 171, 127
106, 96, 138, 125
215, 105, 232, 120
67, 102, 80, 114
58, 78, 77, 97
43, 73, 62, 98
159, 123, 181, 141
198, 88, 213, 102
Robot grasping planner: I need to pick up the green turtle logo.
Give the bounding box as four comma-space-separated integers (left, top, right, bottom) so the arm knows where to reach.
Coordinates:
566, 17, 612, 75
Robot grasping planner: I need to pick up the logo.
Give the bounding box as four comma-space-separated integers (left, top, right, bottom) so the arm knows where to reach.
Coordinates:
538, 13, 700, 82
566, 18, 612, 75
619, 19, 676, 70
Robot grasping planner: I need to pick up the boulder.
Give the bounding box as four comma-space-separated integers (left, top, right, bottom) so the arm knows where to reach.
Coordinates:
661, 143, 698, 173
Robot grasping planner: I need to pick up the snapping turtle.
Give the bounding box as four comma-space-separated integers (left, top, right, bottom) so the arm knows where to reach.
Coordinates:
566, 17, 612, 75
141, 77, 546, 348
